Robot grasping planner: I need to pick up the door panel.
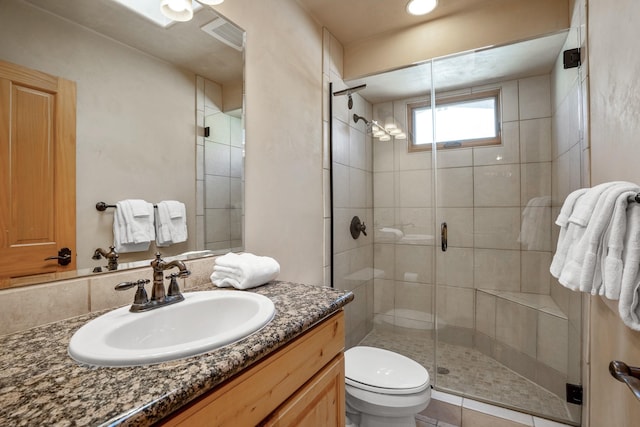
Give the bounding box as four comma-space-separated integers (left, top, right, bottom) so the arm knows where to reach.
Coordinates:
0, 60, 76, 287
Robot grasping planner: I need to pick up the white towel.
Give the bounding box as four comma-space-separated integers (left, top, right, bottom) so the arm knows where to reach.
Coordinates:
558, 183, 640, 293
210, 252, 280, 289
567, 181, 624, 226
598, 191, 638, 299
619, 203, 640, 330
155, 201, 188, 247
550, 188, 588, 278
113, 199, 155, 253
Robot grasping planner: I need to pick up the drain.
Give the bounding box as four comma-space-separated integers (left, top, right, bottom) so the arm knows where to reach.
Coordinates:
437, 367, 450, 375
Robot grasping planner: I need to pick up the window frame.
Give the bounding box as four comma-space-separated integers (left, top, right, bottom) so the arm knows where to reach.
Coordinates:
407, 89, 501, 152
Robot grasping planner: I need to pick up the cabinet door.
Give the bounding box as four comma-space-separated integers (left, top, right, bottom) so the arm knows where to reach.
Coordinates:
261, 353, 345, 427
161, 311, 345, 427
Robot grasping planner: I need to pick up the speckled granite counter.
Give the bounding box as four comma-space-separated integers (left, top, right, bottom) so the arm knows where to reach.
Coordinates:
0, 281, 353, 426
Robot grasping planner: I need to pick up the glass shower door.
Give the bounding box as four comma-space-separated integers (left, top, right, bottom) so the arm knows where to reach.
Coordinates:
431, 32, 582, 425
350, 61, 438, 383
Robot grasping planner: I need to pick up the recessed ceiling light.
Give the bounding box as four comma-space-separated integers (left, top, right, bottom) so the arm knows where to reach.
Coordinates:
406, 0, 438, 16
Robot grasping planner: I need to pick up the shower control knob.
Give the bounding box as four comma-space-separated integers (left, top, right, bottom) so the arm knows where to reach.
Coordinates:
350, 216, 367, 239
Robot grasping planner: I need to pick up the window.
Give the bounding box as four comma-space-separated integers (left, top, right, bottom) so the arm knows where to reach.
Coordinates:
407, 89, 501, 152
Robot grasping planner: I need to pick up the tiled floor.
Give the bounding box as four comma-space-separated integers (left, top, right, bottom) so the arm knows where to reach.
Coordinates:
415, 390, 575, 427
359, 328, 579, 425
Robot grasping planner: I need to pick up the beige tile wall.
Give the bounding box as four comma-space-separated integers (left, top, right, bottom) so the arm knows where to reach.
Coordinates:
369, 73, 578, 395
0, 256, 217, 337
325, 28, 374, 349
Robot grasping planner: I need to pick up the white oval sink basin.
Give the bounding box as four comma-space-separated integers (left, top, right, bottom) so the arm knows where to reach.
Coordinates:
68, 290, 275, 367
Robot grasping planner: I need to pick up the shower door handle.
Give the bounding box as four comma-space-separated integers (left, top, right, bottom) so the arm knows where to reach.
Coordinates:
441, 222, 447, 252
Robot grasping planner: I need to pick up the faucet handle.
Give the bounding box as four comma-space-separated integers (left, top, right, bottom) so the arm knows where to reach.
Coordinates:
165, 273, 183, 298
115, 279, 150, 307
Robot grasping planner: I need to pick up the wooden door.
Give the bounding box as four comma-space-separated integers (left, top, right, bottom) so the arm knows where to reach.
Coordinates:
0, 60, 76, 288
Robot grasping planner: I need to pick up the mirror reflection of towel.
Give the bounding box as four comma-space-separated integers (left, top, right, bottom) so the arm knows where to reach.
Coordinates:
155, 201, 187, 247
113, 199, 155, 253
518, 196, 550, 250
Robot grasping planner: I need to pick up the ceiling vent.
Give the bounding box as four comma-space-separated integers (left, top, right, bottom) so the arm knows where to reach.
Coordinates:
200, 16, 244, 51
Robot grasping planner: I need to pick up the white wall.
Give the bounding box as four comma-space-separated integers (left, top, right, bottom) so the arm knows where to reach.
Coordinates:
585, 0, 640, 425
216, 0, 325, 285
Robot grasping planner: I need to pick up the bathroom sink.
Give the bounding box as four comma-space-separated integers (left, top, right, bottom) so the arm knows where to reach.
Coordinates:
68, 290, 275, 367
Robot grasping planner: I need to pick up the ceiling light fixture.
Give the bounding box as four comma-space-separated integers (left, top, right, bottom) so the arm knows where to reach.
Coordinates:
406, 0, 438, 16
160, 0, 224, 23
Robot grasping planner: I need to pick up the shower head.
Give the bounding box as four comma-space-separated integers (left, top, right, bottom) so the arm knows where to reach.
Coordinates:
353, 113, 370, 126
353, 114, 393, 139
333, 84, 366, 109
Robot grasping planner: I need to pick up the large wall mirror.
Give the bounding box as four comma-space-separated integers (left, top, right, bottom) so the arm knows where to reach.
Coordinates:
0, 0, 245, 287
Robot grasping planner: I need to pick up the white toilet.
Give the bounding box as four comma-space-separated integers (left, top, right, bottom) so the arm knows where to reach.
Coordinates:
344, 346, 431, 427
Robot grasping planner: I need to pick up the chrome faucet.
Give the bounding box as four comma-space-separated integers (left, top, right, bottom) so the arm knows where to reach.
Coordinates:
115, 252, 191, 312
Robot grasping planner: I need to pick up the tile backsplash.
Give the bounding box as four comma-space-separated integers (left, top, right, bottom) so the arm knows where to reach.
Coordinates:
0, 256, 217, 337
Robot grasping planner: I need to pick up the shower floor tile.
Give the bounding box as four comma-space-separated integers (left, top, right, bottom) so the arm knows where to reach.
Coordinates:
358, 328, 578, 425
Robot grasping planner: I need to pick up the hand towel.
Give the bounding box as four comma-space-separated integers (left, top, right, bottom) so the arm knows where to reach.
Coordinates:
559, 183, 640, 293
550, 189, 588, 278
567, 181, 625, 227
618, 203, 640, 330
598, 191, 639, 299
113, 199, 155, 253
554, 184, 618, 284
155, 201, 187, 247
210, 252, 280, 289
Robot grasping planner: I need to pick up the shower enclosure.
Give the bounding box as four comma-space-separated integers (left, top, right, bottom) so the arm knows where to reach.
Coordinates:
330, 28, 584, 426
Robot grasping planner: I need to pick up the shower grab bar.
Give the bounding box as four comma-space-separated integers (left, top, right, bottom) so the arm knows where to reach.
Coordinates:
609, 360, 640, 401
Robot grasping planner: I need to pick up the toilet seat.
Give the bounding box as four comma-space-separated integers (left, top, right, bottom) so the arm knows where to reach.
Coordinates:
345, 346, 430, 395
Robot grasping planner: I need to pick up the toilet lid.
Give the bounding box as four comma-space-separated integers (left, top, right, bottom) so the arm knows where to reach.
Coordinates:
345, 346, 430, 395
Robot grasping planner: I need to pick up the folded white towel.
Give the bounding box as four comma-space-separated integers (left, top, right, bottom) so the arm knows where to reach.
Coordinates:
210, 252, 280, 289
113, 199, 155, 253
619, 203, 640, 330
155, 201, 187, 247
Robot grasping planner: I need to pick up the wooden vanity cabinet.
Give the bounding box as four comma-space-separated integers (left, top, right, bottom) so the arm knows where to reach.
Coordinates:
161, 311, 345, 427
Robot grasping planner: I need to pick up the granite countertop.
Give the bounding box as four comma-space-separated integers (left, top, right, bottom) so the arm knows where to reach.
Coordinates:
0, 281, 353, 426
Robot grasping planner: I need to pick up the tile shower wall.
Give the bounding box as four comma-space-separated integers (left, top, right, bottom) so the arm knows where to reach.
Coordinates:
324, 28, 374, 349
372, 73, 574, 397
196, 76, 244, 253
